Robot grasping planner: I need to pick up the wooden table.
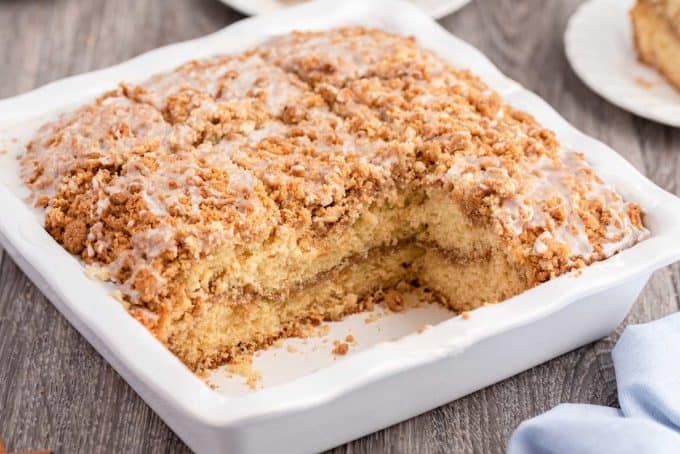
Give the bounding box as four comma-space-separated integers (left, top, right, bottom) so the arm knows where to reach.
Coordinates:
0, 0, 678, 452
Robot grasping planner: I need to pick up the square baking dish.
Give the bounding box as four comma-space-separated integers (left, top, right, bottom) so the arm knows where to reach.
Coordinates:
1, 1, 679, 452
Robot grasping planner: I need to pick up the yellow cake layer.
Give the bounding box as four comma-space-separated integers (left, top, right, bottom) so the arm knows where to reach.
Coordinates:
166, 238, 530, 370
167, 244, 422, 369
165, 188, 504, 336
184, 188, 496, 299
418, 248, 528, 312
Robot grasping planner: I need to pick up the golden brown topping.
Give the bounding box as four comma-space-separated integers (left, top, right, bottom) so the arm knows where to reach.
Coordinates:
63, 219, 87, 254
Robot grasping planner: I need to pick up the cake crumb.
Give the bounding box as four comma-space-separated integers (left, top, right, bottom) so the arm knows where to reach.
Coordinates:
286, 345, 298, 353
362, 295, 375, 312
345, 334, 355, 343
461, 311, 470, 320
417, 325, 430, 334
384, 290, 405, 312
364, 312, 382, 324
227, 356, 262, 389
634, 76, 659, 90
317, 324, 331, 336
332, 342, 349, 356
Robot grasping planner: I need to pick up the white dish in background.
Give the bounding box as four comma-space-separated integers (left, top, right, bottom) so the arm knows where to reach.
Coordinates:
218, 0, 472, 19
1, 0, 680, 453
565, 0, 680, 127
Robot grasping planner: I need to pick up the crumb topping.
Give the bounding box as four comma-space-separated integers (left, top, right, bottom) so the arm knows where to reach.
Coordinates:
21, 27, 649, 312
332, 341, 349, 356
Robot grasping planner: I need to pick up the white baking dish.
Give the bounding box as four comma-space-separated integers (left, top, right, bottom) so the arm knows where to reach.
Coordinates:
1, 1, 679, 452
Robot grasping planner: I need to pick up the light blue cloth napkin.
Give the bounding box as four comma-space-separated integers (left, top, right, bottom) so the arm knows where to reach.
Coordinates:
508, 312, 680, 454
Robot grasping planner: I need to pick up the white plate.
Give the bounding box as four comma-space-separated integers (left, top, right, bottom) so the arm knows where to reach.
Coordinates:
218, 0, 472, 19
1, 1, 680, 453
565, 0, 680, 127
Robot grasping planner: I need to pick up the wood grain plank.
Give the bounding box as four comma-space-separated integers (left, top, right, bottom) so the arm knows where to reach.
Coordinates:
0, 0, 678, 453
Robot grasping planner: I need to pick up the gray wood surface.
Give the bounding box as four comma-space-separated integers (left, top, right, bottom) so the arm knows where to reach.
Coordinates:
0, 0, 678, 452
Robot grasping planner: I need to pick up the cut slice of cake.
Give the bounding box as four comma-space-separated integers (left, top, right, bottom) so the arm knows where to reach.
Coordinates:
631, 0, 680, 91
20, 28, 649, 371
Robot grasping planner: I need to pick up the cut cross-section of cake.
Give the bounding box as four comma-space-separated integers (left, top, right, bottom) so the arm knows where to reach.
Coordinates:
631, 0, 680, 91
20, 28, 649, 371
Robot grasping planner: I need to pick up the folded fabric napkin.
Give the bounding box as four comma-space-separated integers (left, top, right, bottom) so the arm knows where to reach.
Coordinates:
508, 311, 680, 454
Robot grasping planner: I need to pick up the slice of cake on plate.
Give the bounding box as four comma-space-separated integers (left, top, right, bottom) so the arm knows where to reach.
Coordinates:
631, 0, 680, 91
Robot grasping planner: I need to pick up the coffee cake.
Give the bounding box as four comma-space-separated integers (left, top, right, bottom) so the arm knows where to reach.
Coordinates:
20, 28, 649, 371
